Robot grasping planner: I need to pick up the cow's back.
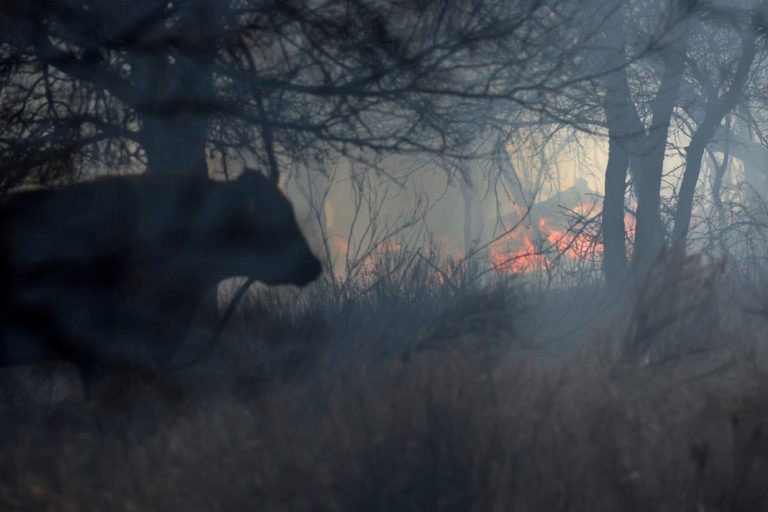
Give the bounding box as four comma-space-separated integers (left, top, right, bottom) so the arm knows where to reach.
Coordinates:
0, 180, 145, 366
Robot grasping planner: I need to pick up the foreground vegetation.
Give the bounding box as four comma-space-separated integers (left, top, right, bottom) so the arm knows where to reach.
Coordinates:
2, 254, 768, 511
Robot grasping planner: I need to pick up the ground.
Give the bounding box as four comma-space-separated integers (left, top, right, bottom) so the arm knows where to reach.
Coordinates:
1, 257, 768, 511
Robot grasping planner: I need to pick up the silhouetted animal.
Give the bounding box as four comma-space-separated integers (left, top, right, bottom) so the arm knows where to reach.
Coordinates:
0, 170, 321, 376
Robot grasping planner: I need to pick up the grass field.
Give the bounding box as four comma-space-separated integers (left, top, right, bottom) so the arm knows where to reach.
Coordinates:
2, 254, 768, 511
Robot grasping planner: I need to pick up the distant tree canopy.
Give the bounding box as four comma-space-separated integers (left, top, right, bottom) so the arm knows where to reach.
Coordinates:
0, 0, 605, 191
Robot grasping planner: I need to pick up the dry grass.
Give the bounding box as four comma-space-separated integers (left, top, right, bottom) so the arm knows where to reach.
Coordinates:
2, 256, 768, 511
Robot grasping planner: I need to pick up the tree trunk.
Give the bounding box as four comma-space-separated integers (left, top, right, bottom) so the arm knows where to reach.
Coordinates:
671, 129, 713, 246
631, 47, 686, 269
130, 1, 220, 179
710, 131, 730, 231
601, 69, 636, 285
461, 181, 473, 256
132, 49, 213, 179
597, 6, 639, 286
602, 130, 630, 285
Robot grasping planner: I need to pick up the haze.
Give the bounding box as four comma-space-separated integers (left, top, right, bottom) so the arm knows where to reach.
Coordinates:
1, 1, 768, 510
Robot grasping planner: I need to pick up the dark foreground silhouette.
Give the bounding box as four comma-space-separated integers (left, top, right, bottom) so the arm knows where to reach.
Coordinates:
0, 170, 321, 377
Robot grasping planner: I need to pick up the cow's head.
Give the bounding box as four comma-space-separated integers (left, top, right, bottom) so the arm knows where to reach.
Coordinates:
194, 170, 322, 287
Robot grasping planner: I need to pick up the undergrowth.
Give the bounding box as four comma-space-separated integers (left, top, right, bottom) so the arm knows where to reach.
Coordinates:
2, 253, 768, 511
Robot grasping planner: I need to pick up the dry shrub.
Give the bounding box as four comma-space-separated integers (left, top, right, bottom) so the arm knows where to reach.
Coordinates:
623, 252, 726, 366
2, 259, 768, 510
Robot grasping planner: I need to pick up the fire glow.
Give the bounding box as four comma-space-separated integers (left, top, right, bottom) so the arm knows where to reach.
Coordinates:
488, 204, 636, 275
328, 202, 638, 280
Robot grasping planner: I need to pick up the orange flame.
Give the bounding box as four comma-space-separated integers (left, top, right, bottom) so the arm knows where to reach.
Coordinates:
327, 202, 637, 280
488, 202, 608, 275
489, 229, 549, 275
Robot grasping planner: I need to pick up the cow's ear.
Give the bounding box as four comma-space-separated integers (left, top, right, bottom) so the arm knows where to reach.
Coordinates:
238, 169, 269, 186
238, 169, 271, 208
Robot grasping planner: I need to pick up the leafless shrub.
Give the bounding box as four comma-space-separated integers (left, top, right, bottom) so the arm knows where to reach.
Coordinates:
623, 251, 726, 367
2, 254, 768, 510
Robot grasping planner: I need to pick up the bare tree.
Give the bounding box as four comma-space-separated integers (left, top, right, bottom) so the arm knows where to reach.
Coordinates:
590, 0, 767, 283
0, 0, 606, 190
671, 3, 762, 246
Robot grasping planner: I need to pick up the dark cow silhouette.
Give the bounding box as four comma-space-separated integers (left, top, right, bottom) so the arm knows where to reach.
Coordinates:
0, 170, 321, 376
